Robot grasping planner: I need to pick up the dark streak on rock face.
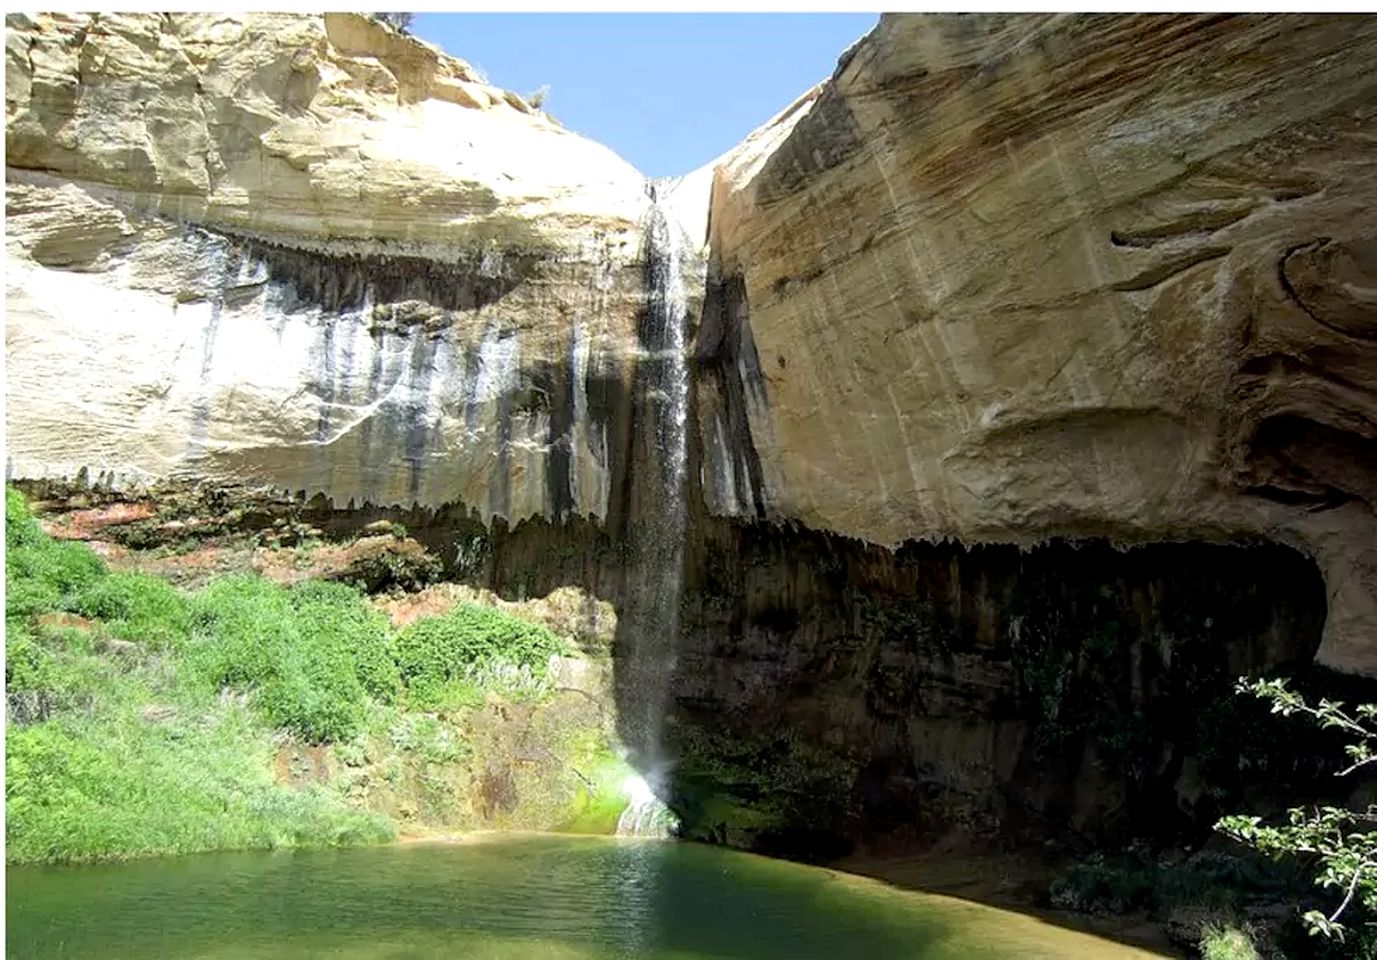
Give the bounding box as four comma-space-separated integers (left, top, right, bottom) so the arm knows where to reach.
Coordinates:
314, 319, 338, 443
544, 348, 577, 523
403, 332, 439, 499
582, 364, 636, 540
491, 334, 515, 520
695, 267, 768, 519
232, 236, 540, 316
752, 84, 867, 208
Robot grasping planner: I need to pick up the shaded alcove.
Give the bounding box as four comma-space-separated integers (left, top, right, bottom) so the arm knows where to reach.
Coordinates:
313, 482, 1344, 865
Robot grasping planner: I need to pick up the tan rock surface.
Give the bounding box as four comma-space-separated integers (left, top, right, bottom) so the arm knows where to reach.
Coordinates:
701, 14, 1377, 671
6, 12, 654, 524
9, 11, 1377, 675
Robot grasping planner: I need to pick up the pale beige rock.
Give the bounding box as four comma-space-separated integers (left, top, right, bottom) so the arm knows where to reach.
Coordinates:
702, 14, 1377, 672
9, 11, 1377, 678
6, 12, 654, 525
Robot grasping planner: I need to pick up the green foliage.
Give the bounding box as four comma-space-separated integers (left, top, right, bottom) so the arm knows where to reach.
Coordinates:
70, 572, 190, 649
6, 537, 106, 620
1048, 848, 1302, 917
6, 486, 44, 549
1048, 855, 1156, 915
188, 574, 296, 689
291, 581, 400, 702
5, 622, 91, 724
5, 708, 393, 865
1199, 923, 1259, 960
392, 603, 565, 706
452, 531, 490, 580
1217, 677, 1377, 944
188, 576, 399, 743
340, 545, 442, 592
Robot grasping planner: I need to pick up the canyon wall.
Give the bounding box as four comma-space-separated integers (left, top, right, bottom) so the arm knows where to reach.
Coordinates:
9, 12, 1377, 855
6, 12, 705, 527
698, 13, 1377, 674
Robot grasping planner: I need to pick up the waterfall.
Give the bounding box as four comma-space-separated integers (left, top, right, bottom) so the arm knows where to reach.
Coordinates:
646, 187, 691, 512
618, 182, 693, 819
616, 773, 679, 839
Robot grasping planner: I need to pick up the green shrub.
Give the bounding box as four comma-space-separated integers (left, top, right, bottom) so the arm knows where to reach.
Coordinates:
1048, 853, 1157, 914
4, 623, 88, 724
71, 572, 190, 649
187, 575, 402, 743
257, 656, 365, 745
339, 544, 442, 592
4, 487, 105, 621
6, 486, 44, 549
392, 603, 565, 704
6, 539, 106, 620
188, 574, 295, 689
1049, 849, 1302, 918
290, 580, 399, 701
1200, 923, 1259, 960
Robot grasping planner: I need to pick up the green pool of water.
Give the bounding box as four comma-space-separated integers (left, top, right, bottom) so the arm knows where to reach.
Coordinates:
7, 835, 1165, 959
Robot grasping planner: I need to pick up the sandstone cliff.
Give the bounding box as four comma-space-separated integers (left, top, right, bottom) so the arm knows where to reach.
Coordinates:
9, 9, 1377, 860
699, 13, 1377, 673
6, 12, 691, 525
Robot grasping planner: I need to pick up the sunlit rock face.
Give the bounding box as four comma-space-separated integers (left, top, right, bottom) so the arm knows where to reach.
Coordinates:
698, 13, 1377, 672
5, 12, 666, 525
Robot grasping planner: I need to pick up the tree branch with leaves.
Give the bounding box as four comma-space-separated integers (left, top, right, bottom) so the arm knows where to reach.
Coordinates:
1217, 677, 1377, 943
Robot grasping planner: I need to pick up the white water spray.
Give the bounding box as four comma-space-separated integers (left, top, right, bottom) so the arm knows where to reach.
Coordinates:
616, 772, 679, 838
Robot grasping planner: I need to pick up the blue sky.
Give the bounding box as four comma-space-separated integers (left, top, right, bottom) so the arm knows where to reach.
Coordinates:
412, 13, 879, 179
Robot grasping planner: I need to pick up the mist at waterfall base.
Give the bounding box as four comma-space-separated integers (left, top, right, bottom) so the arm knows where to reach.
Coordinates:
6, 837, 1161, 959
615, 184, 692, 832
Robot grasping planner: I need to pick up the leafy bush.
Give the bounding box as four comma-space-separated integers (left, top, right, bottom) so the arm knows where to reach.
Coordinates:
6, 539, 106, 620
392, 603, 565, 705
1048, 853, 1157, 914
1218, 678, 1377, 943
338, 543, 442, 592
71, 572, 190, 649
291, 581, 399, 701
257, 657, 365, 746
5, 623, 88, 724
5, 710, 393, 865
188, 575, 296, 689
1048, 848, 1301, 918
1200, 923, 1259, 960
188, 576, 402, 742
6, 486, 44, 549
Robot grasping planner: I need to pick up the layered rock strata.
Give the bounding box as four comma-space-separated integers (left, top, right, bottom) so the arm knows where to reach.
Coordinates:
6, 12, 706, 526
699, 13, 1377, 673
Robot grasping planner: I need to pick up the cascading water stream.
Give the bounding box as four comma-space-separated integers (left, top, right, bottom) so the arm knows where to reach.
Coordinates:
615, 182, 691, 837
